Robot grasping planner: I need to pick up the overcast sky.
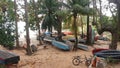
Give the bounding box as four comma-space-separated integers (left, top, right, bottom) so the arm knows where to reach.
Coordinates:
101, 0, 112, 17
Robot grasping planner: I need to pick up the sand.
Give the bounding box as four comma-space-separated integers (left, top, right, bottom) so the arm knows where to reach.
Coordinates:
0, 40, 120, 68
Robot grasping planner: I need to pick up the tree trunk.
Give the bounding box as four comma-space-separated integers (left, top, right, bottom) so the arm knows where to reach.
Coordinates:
109, 33, 118, 49
86, 14, 90, 44
92, 0, 96, 25
118, 1, 120, 42
32, 0, 42, 45
48, 12, 52, 37
57, 24, 62, 41
14, 0, 19, 48
57, 28, 62, 41
80, 16, 84, 38
110, 1, 120, 49
99, 0, 102, 27
50, 26, 52, 37
73, 13, 78, 51
109, 1, 120, 50
57, 17, 62, 41
24, 0, 32, 55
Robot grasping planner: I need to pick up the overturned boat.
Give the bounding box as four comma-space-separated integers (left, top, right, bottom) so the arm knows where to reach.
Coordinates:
0, 50, 20, 65
77, 44, 89, 51
52, 40, 70, 51
94, 50, 120, 61
68, 38, 86, 44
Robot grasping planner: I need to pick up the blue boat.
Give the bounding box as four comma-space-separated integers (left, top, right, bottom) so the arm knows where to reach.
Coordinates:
52, 40, 70, 51
94, 50, 120, 61
68, 38, 86, 44
77, 44, 89, 51
43, 36, 55, 43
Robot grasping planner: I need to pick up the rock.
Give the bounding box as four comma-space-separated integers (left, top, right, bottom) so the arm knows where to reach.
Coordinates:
31, 45, 37, 52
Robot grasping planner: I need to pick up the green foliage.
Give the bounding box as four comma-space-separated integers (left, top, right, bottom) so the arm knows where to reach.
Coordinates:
54, 10, 69, 31
67, 0, 91, 14
63, 14, 72, 29
40, 0, 62, 32
100, 15, 116, 29
55, 10, 69, 20
73, 4, 83, 13
28, 0, 38, 30
64, 0, 94, 30
28, 0, 62, 32
0, 0, 15, 49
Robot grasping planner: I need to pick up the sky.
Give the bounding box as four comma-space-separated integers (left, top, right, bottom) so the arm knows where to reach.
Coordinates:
101, 0, 112, 17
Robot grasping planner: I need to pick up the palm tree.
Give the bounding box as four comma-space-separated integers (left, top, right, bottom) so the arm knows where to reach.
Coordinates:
24, 0, 32, 55
40, 0, 61, 36
14, 0, 19, 48
55, 10, 68, 41
66, 0, 93, 50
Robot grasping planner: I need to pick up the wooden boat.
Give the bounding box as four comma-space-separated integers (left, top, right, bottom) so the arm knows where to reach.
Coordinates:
77, 44, 89, 51
94, 50, 120, 60
0, 50, 20, 65
52, 40, 70, 51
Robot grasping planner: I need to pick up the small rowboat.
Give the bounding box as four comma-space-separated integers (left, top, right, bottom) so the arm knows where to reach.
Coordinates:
77, 44, 89, 51
94, 50, 120, 61
43, 36, 55, 43
52, 40, 70, 51
0, 50, 20, 65
92, 48, 109, 55
68, 38, 86, 44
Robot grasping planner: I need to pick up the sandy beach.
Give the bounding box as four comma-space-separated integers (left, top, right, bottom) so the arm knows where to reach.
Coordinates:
0, 39, 120, 68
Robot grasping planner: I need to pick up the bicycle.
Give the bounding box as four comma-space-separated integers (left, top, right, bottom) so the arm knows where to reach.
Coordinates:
72, 55, 93, 67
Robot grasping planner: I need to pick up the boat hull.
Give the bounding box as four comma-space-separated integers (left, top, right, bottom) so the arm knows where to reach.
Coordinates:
77, 44, 89, 51
68, 38, 86, 44
94, 50, 120, 60
0, 50, 20, 65
52, 40, 70, 51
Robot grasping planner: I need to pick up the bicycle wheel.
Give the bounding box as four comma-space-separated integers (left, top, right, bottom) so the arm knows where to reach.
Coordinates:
72, 58, 80, 66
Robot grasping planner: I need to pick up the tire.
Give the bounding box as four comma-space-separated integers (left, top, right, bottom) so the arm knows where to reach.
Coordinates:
72, 58, 80, 66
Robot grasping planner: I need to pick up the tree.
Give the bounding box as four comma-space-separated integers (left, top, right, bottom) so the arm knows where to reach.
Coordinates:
0, 0, 16, 49
109, 0, 120, 49
32, 0, 42, 45
54, 9, 68, 41
14, 0, 19, 48
94, 0, 120, 49
24, 0, 32, 55
40, 0, 61, 36
66, 0, 93, 50
86, 5, 90, 45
